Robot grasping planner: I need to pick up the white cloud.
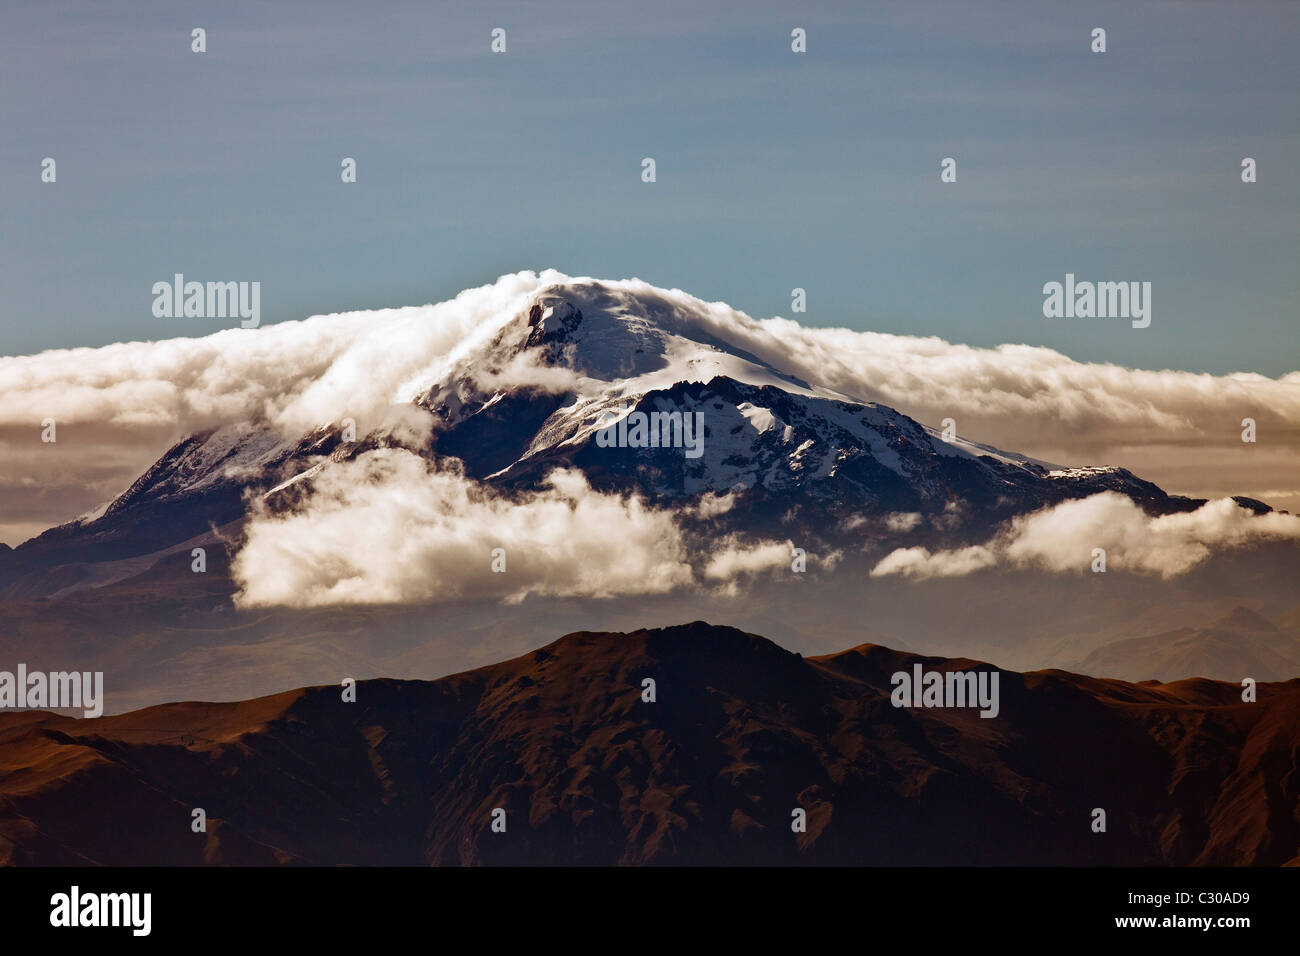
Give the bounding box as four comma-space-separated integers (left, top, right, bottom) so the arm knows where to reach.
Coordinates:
673, 294, 1300, 458
870, 492, 1300, 580
885, 512, 923, 532
233, 454, 695, 607
694, 490, 737, 519
870, 545, 998, 579
231, 449, 817, 607
466, 348, 590, 396
702, 539, 793, 581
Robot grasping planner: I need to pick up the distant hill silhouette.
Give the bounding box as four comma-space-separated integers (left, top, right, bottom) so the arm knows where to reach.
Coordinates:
1, 622, 1296, 865
1070, 606, 1300, 683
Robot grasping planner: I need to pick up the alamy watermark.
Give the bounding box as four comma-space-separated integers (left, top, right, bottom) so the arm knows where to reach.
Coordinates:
1042, 273, 1150, 328
891, 663, 1000, 718
595, 406, 705, 459
50, 886, 150, 936
0, 665, 103, 717
152, 274, 260, 328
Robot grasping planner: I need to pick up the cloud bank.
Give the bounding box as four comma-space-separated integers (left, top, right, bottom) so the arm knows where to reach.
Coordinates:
2, 270, 1297, 544
599, 277, 1300, 512
869, 492, 1300, 580
232, 451, 803, 608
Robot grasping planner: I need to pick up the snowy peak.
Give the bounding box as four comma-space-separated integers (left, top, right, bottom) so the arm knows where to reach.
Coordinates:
520, 293, 664, 380
493, 281, 832, 399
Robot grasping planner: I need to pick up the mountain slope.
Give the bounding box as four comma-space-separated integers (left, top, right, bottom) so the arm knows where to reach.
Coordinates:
1, 623, 1296, 866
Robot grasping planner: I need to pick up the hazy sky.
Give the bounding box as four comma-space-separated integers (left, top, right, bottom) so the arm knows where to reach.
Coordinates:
2, 0, 1297, 376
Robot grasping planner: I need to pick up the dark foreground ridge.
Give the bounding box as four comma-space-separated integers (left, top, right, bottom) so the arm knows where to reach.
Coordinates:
1, 622, 1296, 865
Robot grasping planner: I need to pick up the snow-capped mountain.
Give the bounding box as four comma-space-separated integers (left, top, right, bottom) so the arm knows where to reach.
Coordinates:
0, 278, 1229, 593
418, 285, 1200, 532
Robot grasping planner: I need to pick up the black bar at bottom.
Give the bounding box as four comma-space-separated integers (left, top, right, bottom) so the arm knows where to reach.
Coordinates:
0, 866, 1284, 942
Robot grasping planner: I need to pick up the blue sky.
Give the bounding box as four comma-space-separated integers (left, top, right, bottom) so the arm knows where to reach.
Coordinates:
3, 0, 1297, 375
